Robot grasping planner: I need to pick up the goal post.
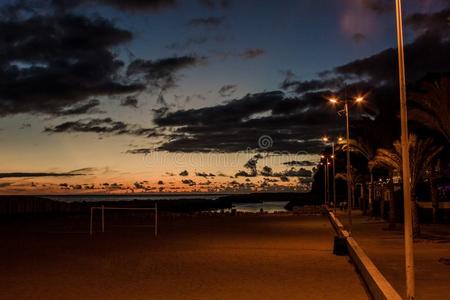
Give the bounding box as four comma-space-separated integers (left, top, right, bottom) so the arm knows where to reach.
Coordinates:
89, 204, 158, 237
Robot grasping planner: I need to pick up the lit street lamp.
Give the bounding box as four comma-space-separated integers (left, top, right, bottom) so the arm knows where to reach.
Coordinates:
322, 136, 342, 213
329, 94, 364, 232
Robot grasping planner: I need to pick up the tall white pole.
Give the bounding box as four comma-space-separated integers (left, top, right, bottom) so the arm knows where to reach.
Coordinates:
345, 101, 352, 232
395, 0, 415, 298
324, 162, 327, 204
332, 142, 336, 213
324, 159, 327, 205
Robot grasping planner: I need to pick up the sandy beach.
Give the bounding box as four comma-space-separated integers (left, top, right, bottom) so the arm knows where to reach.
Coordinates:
0, 214, 368, 299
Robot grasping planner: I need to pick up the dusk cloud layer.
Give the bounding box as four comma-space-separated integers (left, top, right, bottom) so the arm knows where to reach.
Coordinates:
0, 13, 143, 116
45, 118, 155, 137
152, 91, 341, 153
52, 0, 178, 12
127, 56, 206, 94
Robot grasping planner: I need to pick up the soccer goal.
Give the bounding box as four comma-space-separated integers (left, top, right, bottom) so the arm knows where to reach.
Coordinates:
89, 204, 158, 236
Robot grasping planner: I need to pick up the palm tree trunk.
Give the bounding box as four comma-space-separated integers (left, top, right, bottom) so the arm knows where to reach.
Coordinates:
411, 190, 421, 238
388, 182, 396, 229
362, 183, 368, 215
430, 176, 439, 223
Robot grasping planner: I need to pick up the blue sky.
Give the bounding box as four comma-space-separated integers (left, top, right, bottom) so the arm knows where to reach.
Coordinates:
0, 0, 447, 194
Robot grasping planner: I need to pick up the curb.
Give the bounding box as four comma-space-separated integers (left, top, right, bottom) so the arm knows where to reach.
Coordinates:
328, 212, 403, 300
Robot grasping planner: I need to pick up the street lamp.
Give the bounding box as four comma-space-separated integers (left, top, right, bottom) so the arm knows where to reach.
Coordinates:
322, 136, 340, 213
329, 94, 364, 232
395, 0, 415, 298
320, 155, 328, 205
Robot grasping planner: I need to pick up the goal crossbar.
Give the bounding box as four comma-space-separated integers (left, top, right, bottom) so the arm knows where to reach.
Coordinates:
89, 204, 157, 236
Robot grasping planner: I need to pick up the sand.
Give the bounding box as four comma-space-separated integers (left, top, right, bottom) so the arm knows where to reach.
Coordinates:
0, 214, 368, 299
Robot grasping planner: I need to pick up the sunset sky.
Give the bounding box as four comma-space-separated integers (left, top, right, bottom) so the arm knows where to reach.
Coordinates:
0, 0, 448, 194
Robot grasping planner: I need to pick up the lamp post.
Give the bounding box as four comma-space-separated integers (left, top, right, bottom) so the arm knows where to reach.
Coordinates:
322, 136, 341, 213
320, 155, 328, 205
329, 95, 364, 232
395, 0, 415, 298
327, 159, 331, 206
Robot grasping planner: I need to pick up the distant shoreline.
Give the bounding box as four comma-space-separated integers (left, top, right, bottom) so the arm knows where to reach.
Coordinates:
0, 192, 319, 216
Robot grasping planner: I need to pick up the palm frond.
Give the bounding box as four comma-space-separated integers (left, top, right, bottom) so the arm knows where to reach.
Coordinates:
409, 78, 450, 143
371, 134, 443, 189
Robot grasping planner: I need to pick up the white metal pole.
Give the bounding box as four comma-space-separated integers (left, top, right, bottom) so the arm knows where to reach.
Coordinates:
323, 162, 327, 205
326, 158, 330, 205
395, 0, 415, 298
345, 101, 352, 232
332, 142, 336, 213
101, 205, 105, 233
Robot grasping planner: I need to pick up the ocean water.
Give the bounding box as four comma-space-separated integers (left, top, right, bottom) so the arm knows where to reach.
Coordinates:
45, 194, 224, 203
231, 201, 289, 213
45, 194, 289, 213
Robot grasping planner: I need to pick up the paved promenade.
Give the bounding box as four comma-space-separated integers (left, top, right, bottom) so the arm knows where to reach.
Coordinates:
337, 210, 450, 299
0, 214, 368, 299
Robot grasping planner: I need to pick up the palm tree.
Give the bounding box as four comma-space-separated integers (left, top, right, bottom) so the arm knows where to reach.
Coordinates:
409, 77, 450, 222
409, 77, 450, 143
338, 138, 376, 215
335, 167, 363, 211
370, 134, 443, 237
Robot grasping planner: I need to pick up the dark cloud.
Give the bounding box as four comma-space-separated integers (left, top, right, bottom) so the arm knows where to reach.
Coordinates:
405, 8, 450, 38
260, 166, 272, 177
121, 96, 138, 108
280, 175, 289, 182
57, 99, 102, 116
126, 148, 152, 154
195, 172, 215, 178
334, 33, 450, 84
134, 182, 146, 189
218, 84, 237, 97
351, 33, 366, 43
235, 154, 262, 177
361, 0, 393, 15
0, 170, 86, 178
127, 56, 205, 94
283, 160, 317, 167
239, 48, 265, 60
52, 0, 177, 12
181, 179, 196, 186
235, 157, 313, 179
0, 13, 144, 116
179, 170, 189, 176
280, 77, 343, 94
45, 118, 155, 137
153, 91, 341, 153
281, 167, 312, 177
198, 0, 230, 9
188, 17, 224, 28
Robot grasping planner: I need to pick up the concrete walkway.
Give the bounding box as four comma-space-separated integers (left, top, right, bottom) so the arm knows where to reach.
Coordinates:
336, 210, 450, 299
0, 215, 369, 299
